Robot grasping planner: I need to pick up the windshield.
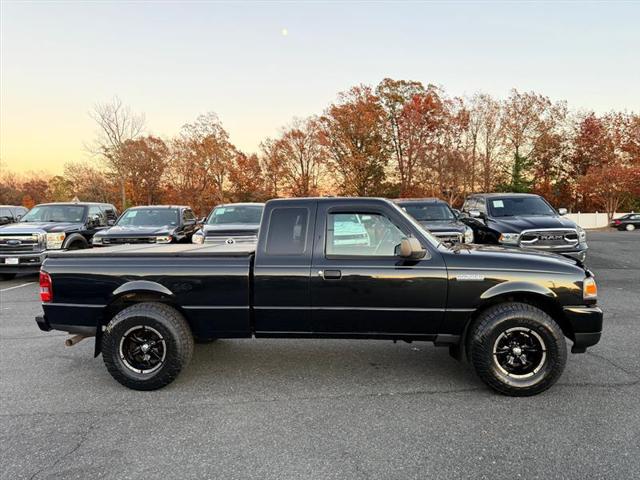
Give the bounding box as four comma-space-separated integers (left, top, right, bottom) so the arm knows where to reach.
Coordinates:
401, 203, 456, 221
20, 205, 86, 223
488, 197, 556, 217
117, 208, 179, 227
389, 202, 442, 248
207, 205, 264, 225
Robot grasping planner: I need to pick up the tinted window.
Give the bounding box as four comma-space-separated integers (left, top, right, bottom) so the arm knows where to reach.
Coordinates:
401, 203, 455, 221
103, 206, 117, 221
183, 209, 196, 222
88, 206, 107, 226
117, 208, 179, 227
21, 205, 86, 223
488, 197, 555, 217
327, 212, 405, 257
265, 208, 308, 255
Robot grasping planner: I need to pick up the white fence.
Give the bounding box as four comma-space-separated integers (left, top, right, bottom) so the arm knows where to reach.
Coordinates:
565, 212, 632, 229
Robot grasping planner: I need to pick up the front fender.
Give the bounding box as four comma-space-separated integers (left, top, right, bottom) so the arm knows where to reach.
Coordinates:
480, 281, 557, 301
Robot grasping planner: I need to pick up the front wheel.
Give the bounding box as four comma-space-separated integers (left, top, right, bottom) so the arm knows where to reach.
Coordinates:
102, 302, 194, 390
468, 302, 567, 396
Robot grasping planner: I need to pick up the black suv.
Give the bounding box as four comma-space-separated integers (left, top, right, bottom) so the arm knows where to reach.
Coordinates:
394, 198, 474, 245
0, 202, 118, 279
460, 193, 588, 262
92, 205, 198, 246
0, 205, 29, 225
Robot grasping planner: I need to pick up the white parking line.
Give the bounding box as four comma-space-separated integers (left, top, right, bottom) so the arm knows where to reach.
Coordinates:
0, 282, 36, 293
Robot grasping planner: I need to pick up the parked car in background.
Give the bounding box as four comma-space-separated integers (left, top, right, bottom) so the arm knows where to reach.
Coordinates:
36, 197, 602, 396
611, 213, 640, 231
394, 198, 473, 245
460, 193, 588, 262
0, 202, 117, 280
93, 205, 198, 246
192, 202, 264, 245
0, 205, 29, 225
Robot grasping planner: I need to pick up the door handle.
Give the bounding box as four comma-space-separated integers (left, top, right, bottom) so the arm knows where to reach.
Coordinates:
319, 269, 341, 280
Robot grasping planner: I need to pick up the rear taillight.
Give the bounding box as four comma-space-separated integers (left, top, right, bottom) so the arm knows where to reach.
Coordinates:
39, 271, 52, 302
614, 220, 621, 225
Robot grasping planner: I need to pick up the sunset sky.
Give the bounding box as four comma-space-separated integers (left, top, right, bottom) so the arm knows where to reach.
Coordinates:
1, 1, 639, 175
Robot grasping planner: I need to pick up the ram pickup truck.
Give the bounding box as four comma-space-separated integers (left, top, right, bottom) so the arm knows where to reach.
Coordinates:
35, 197, 603, 396
460, 193, 588, 261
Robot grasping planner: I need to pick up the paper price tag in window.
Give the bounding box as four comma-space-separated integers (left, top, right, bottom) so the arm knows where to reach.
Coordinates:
493, 200, 504, 208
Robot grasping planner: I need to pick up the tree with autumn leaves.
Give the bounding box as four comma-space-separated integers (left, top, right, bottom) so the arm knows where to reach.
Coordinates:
1, 80, 638, 218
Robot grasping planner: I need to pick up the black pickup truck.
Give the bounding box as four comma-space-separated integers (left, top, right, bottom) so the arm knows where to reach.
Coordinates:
0, 202, 118, 279
36, 197, 602, 396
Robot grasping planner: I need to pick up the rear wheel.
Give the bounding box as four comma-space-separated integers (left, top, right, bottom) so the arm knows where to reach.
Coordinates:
468, 302, 567, 396
626, 224, 636, 231
102, 302, 194, 390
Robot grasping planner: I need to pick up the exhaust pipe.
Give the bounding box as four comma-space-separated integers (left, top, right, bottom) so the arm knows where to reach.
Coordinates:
65, 335, 88, 347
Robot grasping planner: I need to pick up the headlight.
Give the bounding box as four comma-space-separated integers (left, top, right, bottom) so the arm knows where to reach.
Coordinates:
463, 227, 474, 243
155, 236, 172, 244
46, 232, 66, 250
583, 276, 597, 300
92, 236, 102, 245
192, 231, 204, 244
498, 233, 520, 245
577, 227, 587, 242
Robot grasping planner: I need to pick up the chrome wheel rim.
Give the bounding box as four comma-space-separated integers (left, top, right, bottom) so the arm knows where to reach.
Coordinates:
493, 327, 547, 378
119, 325, 166, 374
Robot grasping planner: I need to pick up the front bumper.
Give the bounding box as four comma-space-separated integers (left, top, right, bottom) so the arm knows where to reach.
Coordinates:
563, 306, 603, 352
0, 252, 47, 273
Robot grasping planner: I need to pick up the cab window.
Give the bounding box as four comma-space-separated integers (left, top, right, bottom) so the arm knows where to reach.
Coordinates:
88, 206, 106, 226
265, 207, 308, 256
326, 212, 405, 257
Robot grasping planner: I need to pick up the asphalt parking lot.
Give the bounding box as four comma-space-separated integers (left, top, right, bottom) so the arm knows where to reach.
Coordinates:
1, 230, 638, 480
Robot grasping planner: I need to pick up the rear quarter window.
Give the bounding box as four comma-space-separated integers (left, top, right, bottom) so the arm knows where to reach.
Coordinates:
265, 207, 309, 256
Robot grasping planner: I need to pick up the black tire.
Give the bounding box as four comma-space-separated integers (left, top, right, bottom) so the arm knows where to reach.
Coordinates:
101, 302, 194, 390
1, 273, 17, 281
468, 302, 567, 397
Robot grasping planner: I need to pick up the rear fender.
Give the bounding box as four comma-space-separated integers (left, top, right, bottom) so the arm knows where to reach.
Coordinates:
94, 281, 175, 357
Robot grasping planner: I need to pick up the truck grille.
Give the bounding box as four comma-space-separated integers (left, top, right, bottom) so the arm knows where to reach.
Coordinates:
205, 234, 258, 245
519, 229, 578, 249
0, 234, 43, 253
433, 232, 463, 244
103, 237, 156, 245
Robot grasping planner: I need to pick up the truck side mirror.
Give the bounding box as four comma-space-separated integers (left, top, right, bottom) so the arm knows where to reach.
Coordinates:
558, 208, 568, 216
469, 209, 482, 219
396, 237, 426, 260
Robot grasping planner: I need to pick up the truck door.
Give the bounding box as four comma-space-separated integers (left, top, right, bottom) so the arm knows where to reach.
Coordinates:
253, 200, 317, 335
310, 200, 447, 336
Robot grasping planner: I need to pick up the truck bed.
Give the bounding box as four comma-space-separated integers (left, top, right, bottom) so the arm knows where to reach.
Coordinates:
41, 243, 255, 338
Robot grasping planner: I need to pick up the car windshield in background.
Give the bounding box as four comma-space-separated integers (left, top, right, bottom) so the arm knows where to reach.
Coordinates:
20, 205, 86, 223
117, 208, 179, 227
488, 197, 556, 217
208, 206, 264, 225
402, 204, 455, 221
